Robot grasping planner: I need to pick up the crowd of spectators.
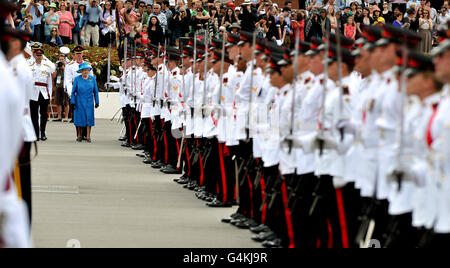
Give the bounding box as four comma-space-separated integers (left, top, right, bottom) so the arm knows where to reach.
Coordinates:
6, 0, 450, 53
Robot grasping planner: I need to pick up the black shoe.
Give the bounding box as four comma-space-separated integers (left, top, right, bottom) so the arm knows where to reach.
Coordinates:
121, 141, 131, 147
118, 136, 127, 141
235, 218, 259, 229
250, 224, 271, 234
206, 199, 233, 208
132, 144, 145, 150
187, 182, 197, 190
162, 165, 182, 174
221, 217, 233, 223
86, 139, 91, 143
222, 213, 244, 223
53, 118, 62, 122
76, 137, 82, 142
177, 178, 189, 185
262, 238, 282, 248
230, 217, 248, 226
136, 153, 146, 158
143, 157, 154, 164
251, 231, 277, 243
70, 119, 74, 123
230, 212, 245, 220
173, 175, 186, 183
151, 161, 162, 169
40, 136, 47, 141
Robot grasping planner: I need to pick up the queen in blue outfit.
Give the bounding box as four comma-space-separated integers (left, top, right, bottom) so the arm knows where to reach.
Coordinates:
71, 62, 99, 142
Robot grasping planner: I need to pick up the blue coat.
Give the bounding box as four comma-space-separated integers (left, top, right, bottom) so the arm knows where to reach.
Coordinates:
71, 75, 99, 127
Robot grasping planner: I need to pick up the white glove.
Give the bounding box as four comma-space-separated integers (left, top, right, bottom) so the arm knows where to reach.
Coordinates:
212, 104, 223, 116
281, 135, 304, 150
110, 75, 120, 82
314, 134, 339, 151
203, 105, 213, 116
387, 166, 421, 187
337, 119, 359, 136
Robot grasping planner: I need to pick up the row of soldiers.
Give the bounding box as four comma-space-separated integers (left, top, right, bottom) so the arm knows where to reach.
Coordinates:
111, 19, 450, 248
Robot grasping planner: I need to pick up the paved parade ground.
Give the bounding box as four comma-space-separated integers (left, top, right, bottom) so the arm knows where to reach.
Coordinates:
31, 119, 260, 248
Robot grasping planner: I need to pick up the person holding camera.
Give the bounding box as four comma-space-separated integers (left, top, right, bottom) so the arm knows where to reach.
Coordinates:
190, 0, 210, 35
255, 15, 269, 38
86, 0, 102, 46
26, 0, 44, 42
53, 54, 70, 122
18, 14, 34, 34
169, 8, 189, 44
239, 0, 257, 32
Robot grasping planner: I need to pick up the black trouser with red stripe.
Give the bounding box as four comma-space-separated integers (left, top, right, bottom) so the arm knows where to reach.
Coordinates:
130, 110, 140, 145
135, 112, 145, 145
153, 116, 165, 163
143, 118, 152, 155
307, 176, 362, 248
250, 159, 265, 224
203, 138, 220, 197
308, 175, 336, 248
266, 173, 296, 248
19, 142, 32, 224
189, 138, 205, 186
30, 93, 49, 139
122, 105, 132, 144
216, 142, 235, 204
260, 165, 280, 230
163, 120, 178, 168
182, 138, 195, 180
234, 139, 254, 218
289, 173, 319, 248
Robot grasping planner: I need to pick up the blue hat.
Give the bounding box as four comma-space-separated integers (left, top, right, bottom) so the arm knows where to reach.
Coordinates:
77, 62, 92, 73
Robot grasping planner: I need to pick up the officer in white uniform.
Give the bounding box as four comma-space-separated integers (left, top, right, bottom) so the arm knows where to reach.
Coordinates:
3, 27, 37, 223
0, 1, 32, 247
29, 48, 53, 141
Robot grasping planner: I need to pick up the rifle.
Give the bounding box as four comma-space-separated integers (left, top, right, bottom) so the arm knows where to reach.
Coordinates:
191, 34, 197, 119
217, 32, 227, 118
202, 33, 209, 119
288, 26, 300, 154
318, 28, 331, 156
335, 26, 345, 142
395, 40, 409, 192
246, 31, 257, 141
153, 43, 160, 107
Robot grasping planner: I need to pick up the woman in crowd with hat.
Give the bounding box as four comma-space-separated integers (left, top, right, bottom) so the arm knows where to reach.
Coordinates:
71, 62, 99, 143
43, 2, 60, 41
